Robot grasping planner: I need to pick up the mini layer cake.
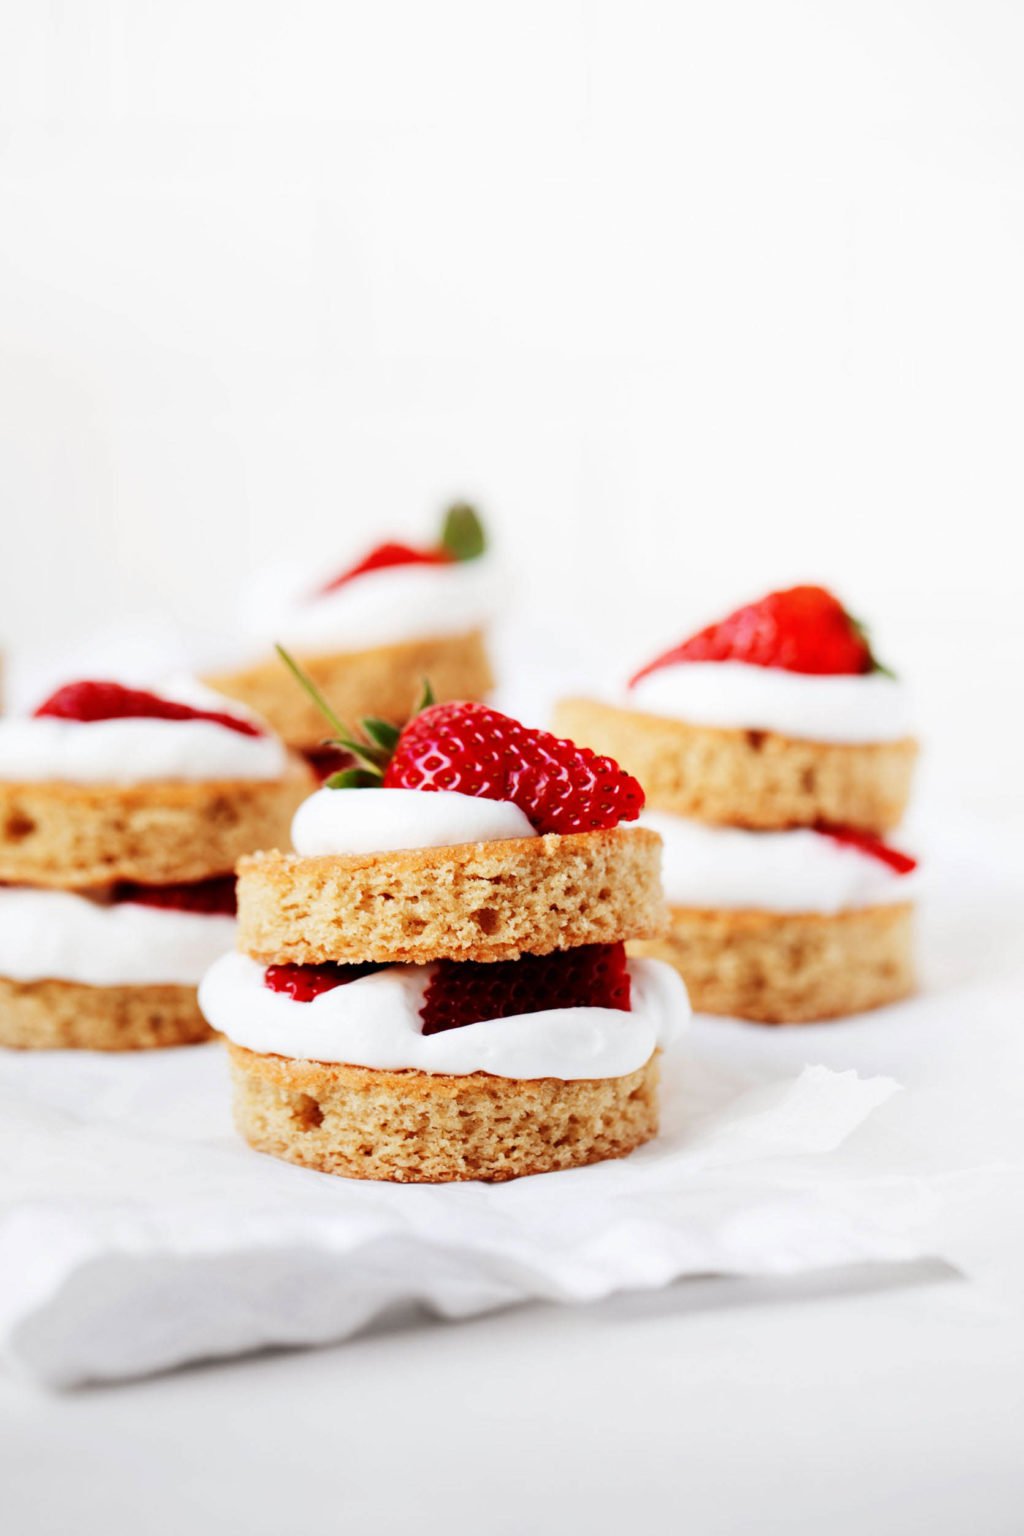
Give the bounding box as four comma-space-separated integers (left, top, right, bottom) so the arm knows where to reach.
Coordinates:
0, 679, 312, 1050
630, 819, 918, 1023
554, 586, 920, 1023
201, 661, 688, 1181
206, 504, 496, 762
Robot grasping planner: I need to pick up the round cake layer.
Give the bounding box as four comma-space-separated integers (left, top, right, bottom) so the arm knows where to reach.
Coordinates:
631, 902, 914, 1023
0, 761, 311, 888
236, 826, 666, 964
206, 630, 494, 749
227, 1042, 660, 1182
553, 698, 916, 833
0, 975, 214, 1050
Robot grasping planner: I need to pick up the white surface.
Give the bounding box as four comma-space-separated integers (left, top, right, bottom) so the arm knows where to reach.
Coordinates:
291, 785, 536, 856
0, 887, 235, 986
199, 953, 684, 1079
628, 662, 914, 743
640, 812, 918, 913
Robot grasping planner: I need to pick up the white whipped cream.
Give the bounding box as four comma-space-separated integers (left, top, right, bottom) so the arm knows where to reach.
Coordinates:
627, 661, 912, 744
641, 810, 919, 914
0, 887, 236, 986
241, 555, 500, 655
199, 953, 688, 1080
0, 679, 288, 784
291, 786, 536, 857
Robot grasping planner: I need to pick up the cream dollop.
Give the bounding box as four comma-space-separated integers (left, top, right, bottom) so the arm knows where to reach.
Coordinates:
628, 661, 913, 744
641, 810, 919, 914
291, 786, 536, 857
0, 887, 236, 986
241, 555, 500, 655
199, 953, 688, 1080
0, 680, 288, 784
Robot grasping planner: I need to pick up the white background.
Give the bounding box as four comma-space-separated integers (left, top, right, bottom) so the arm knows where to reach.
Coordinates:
2, 5, 1024, 1533
1, 2, 1023, 812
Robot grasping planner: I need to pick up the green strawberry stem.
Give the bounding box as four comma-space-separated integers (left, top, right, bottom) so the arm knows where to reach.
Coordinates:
847, 613, 897, 679
274, 644, 386, 777
440, 502, 486, 562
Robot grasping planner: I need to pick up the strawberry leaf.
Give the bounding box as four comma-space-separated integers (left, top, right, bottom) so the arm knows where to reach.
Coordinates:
361, 717, 401, 753
440, 502, 485, 562
325, 767, 381, 790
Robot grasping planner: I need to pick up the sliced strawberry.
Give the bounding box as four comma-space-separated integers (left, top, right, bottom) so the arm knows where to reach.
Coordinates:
301, 743, 355, 783
318, 503, 486, 595
420, 942, 632, 1035
113, 875, 239, 916
383, 700, 644, 834
320, 542, 452, 595
263, 961, 385, 1002
630, 585, 885, 685
34, 681, 262, 738
816, 825, 918, 875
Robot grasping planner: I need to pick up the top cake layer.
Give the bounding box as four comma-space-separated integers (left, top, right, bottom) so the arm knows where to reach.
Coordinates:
236, 824, 665, 965
0, 679, 310, 886
552, 697, 916, 833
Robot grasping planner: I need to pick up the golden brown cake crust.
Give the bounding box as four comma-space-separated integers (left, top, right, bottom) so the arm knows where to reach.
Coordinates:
552, 698, 917, 834
0, 975, 214, 1050
227, 1043, 660, 1182
632, 902, 914, 1023
206, 630, 494, 749
236, 826, 666, 964
0, 760, 312, 889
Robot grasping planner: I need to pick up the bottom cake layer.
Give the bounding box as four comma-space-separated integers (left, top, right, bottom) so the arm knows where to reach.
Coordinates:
0, 975, 214, 1050
227, 1043, 661, 1182
631, 902, 914, 1024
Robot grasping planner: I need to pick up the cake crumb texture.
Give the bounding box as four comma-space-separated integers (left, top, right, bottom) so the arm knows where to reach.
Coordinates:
632, 902, 914, 1023
206, 630, 494, 748
0, 975, 214, 1050
237, 826, 666, 964
0, 763, 311, 888
228, 1043, 660, 1182
552, 698, 916, 833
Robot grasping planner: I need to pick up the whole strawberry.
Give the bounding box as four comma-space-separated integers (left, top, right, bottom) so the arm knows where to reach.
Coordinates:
630, 585, 889, 685
421, 942, 632, 1035
34, 681, 263, 738
383, 700, 645, 834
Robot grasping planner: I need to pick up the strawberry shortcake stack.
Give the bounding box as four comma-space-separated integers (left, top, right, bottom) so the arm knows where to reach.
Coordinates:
0, 680, 311, 1049
206, 504, 496, 769
554, 586, 920, 1024
200, 655, 687, 1182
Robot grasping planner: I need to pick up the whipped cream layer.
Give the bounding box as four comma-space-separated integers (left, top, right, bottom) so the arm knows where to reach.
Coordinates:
0, 683, 288, 784
243, 555, 500, 655
200, 954, 688, 1080
628, 661, 912, 744
291, 786, 536, 857
641, 811, 919, 914
0, 887, 236, 986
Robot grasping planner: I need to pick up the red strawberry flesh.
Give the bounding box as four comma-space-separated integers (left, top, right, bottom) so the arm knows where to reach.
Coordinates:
112, 875, 239, 916
263, 961, 384, 1002
630, 585, 876, 686
420, 942, 632, 1036
383, 700, 644, 834
816, 825, 918, 875
34, 681, 262, 738
319, 542, 452, 596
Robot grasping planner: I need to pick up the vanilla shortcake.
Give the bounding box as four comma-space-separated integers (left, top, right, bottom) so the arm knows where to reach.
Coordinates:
630, 817, 918, 1023
206, 504, 496, 759
201, 662, 688, 1182
0, 678, 312, 1050
555, 585, 920, 1023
